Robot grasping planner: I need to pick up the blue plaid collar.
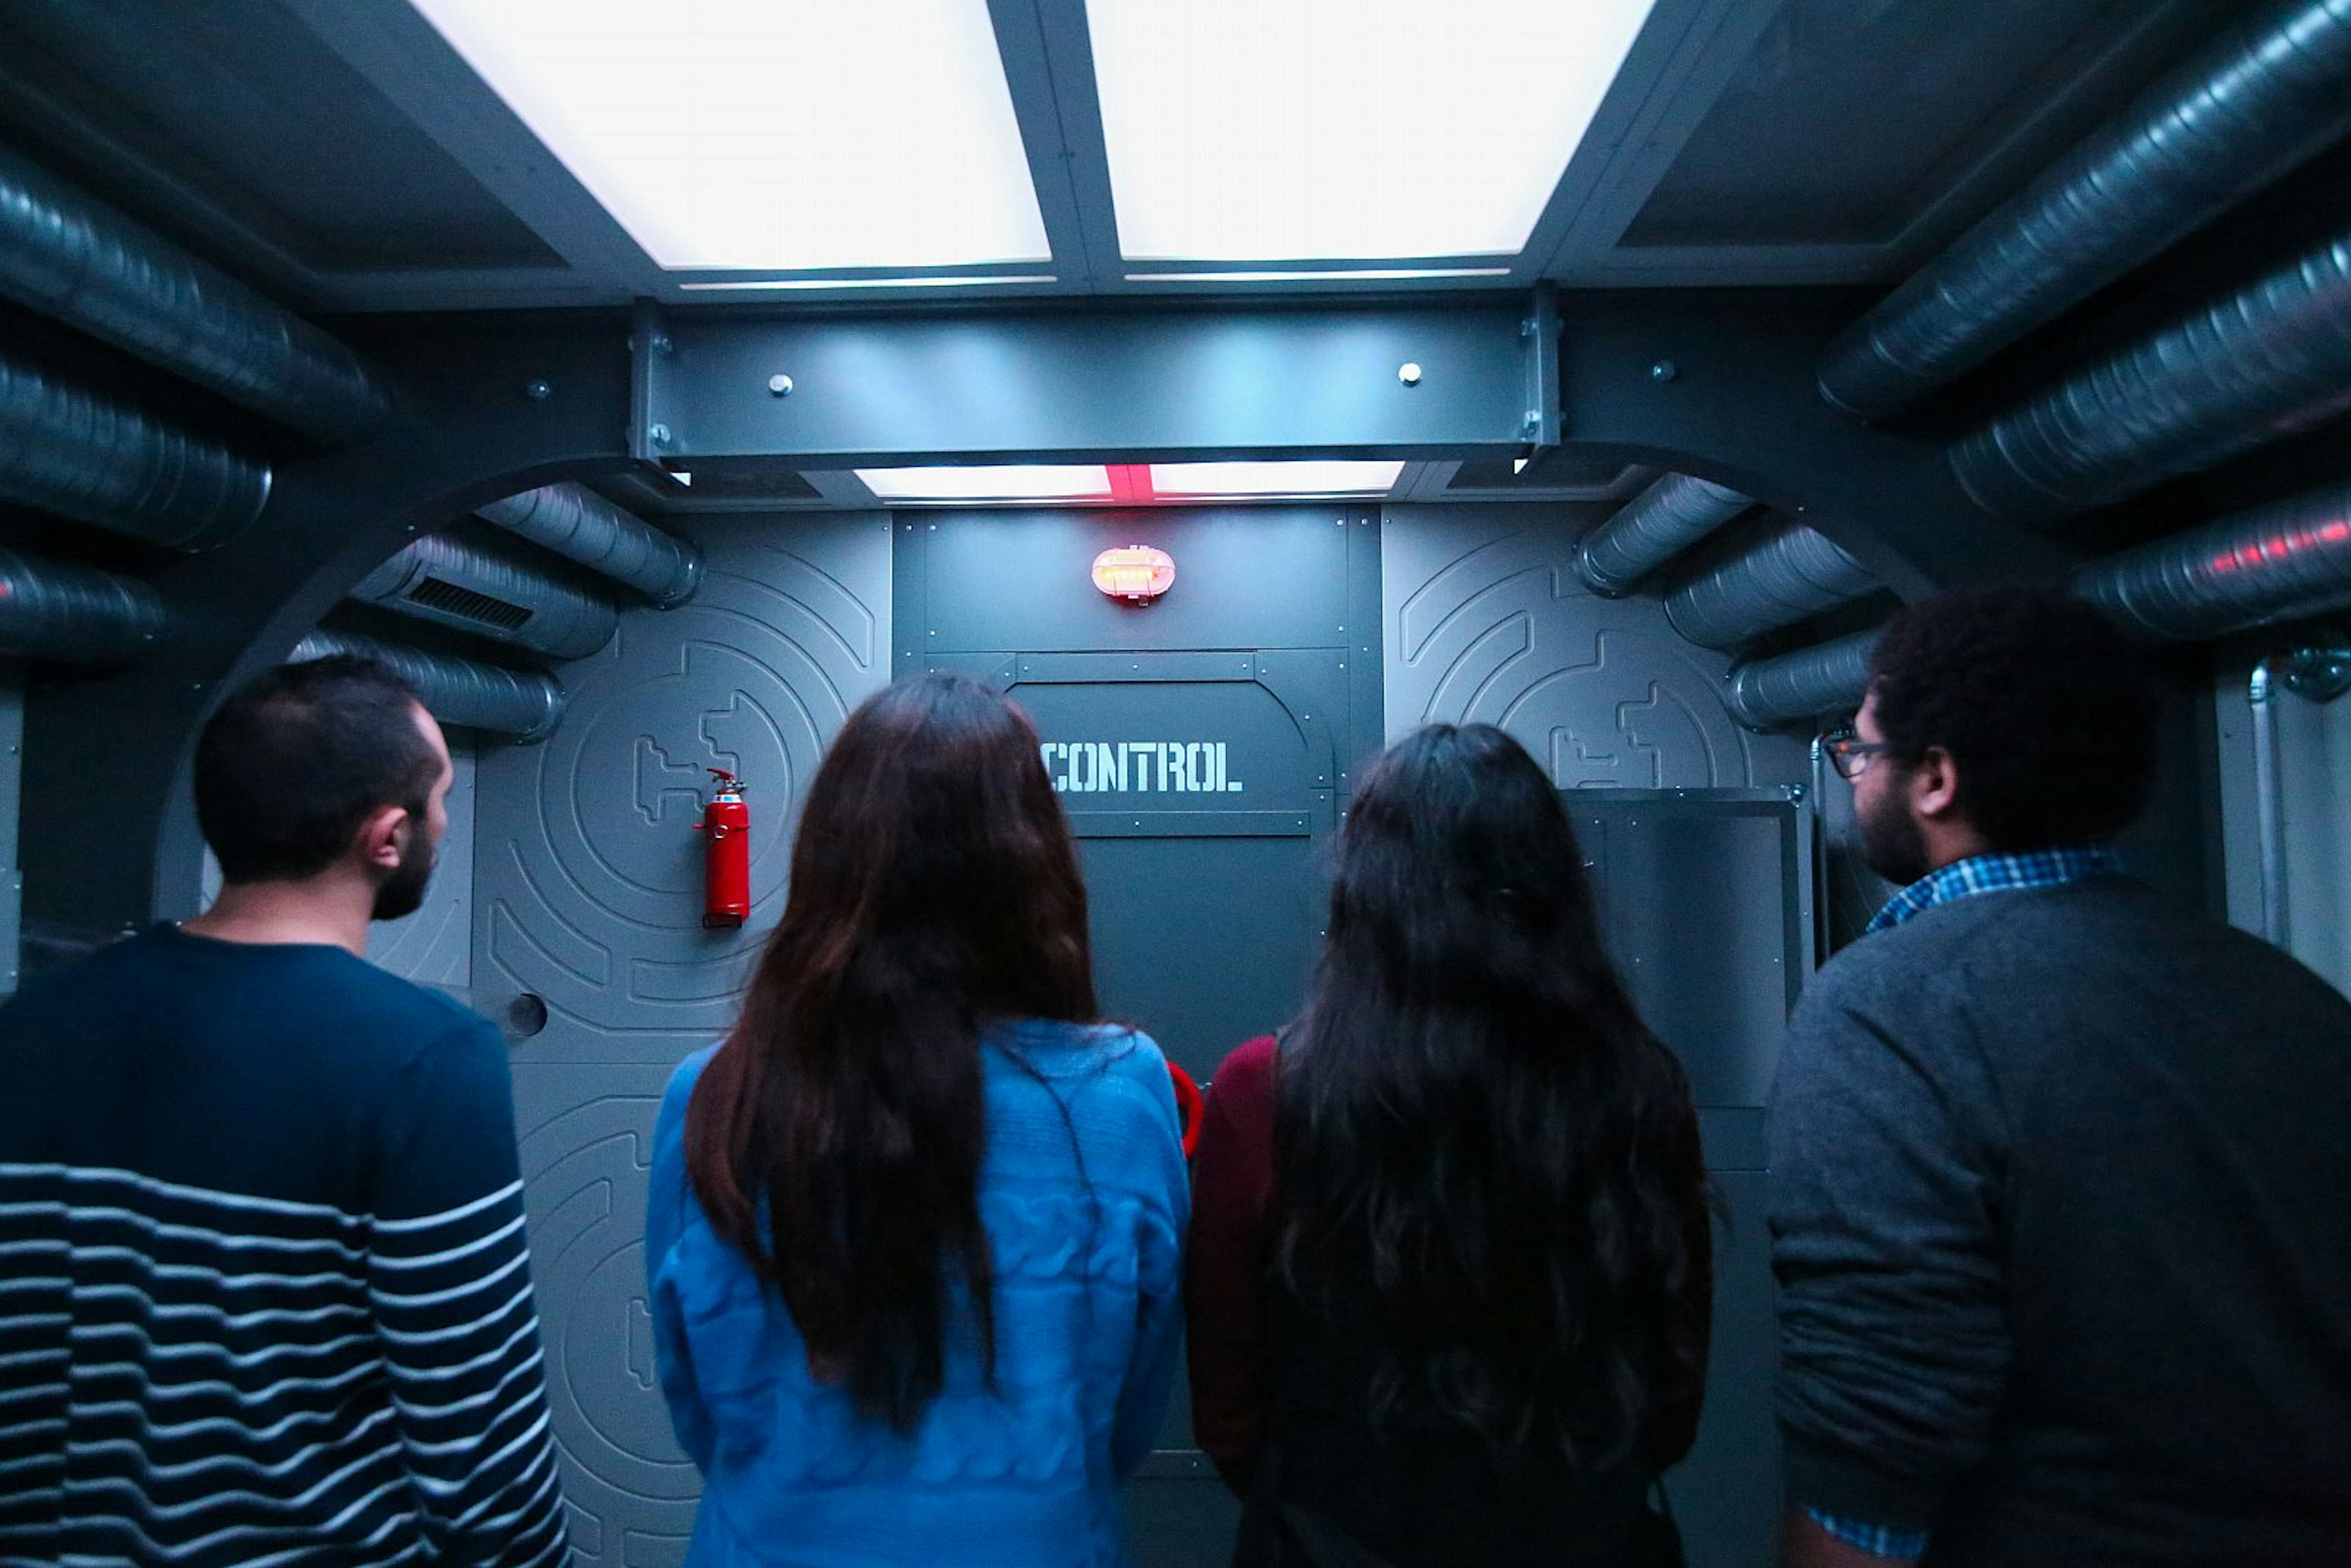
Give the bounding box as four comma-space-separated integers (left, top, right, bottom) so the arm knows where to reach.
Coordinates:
1866, 844, 2126, 935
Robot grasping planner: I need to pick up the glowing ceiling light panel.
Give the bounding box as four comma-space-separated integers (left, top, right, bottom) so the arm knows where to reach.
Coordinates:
855, 465, 1114, 501
1151, 461, 1404, 495
1089, 0, 1655, 261
408, 0, 1050, 271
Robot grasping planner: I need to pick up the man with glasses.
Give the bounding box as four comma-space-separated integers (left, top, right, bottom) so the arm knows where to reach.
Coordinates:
1770, 590, 2351, 1568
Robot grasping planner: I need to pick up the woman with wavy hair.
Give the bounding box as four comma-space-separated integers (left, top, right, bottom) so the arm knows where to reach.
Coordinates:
1187, 722, 1712, 1567
645, 673, 1190, 1567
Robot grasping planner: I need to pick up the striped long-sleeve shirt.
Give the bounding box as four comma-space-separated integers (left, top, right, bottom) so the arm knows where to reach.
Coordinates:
0, 925, 569, 1567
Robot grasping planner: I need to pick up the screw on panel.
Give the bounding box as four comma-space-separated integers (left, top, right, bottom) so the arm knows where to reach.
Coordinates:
1649, 360, 1678, 383
525, 380, 552, 400
768, 374, 794, 397
1397, 362, 1423, 386
1521, 410, 1542, 435
648, 424, 674, 448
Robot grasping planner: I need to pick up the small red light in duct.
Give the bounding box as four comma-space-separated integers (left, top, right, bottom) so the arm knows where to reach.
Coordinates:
1092, 544, 1176, 604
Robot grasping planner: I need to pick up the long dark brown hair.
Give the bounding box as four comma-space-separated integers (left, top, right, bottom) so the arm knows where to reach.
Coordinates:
1276, 723, 1709, 1468
684, 673, 1097, 1430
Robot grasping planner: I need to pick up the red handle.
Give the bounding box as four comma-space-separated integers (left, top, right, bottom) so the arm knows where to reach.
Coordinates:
1168, 1061, 1204, 1160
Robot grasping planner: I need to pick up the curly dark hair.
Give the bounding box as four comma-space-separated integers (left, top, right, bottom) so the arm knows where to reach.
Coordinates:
1867, 588, 2158, 850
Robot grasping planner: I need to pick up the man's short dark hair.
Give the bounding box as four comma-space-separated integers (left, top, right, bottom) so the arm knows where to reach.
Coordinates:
194, 656, 441, 883
1868, 588, 2158, 851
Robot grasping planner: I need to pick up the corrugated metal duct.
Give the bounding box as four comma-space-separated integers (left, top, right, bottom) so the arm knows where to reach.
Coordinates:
477, 484, 702, 607
1574, 473, 1754, 596
292, 629, 565, 742
1949, 229, 2351, 524
1723, 629, 1879, 732
0, 144, 389, 445
0, 545, 165, 666
1665, 520, 1880, 650
1821, 0, 2351, 418
0, 353, 269, 549
349, 535, 619, 662
2075, 480, 2351, 639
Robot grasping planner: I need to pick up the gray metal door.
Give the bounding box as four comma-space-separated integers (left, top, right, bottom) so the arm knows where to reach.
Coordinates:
473, 514, 893, 1568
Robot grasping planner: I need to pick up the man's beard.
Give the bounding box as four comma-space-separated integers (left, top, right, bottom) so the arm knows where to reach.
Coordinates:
1857, 780, 1930, 887
371, 825, 437, 921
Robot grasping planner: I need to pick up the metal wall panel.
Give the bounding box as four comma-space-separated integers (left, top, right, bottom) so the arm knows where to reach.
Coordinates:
1382, 504, 1810, 787
473, 513, 892, 1568
0, 688, 19, 996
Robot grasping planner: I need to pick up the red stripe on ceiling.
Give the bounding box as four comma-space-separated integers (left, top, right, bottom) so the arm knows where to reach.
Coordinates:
1107, 463, 1156, 504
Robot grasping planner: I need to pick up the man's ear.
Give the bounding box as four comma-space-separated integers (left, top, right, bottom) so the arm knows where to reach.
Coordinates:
353, 803, 411, 873
1908, 745, 1963, 820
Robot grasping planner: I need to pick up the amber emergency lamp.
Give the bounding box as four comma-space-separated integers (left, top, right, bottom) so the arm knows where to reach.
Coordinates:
1092, 544, 1176, 604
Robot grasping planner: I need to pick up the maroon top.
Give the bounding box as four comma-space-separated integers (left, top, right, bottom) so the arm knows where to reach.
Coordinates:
1183, 1033, 1712, 1498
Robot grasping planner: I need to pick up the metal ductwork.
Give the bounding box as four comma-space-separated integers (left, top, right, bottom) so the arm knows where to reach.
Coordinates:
2074, 480, 2351, 639
0, 544, 165, 666
0, 145, 389, 445
291, 630, 565, 743
1665, 520, 1879, 650
477, 484, 702, 607
1574, 473, 1754, 596
349, 534, 620, 662
1724, 629, 1879, 732
0, 353, 270, 549
1950, 229, 2351, 524
1821, 0, 2351, 419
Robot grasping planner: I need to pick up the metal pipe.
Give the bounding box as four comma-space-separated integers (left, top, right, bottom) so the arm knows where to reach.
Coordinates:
2249, 659, 2290, 945
2073, 481, 2351, 639
0, 352, 270, 549
1821, 0, 2351, 418
291, 629, 566, 743
1950, 230, 2351, 524
0, 545, 165, 666
0, 144, 390, 445
1574, 473, 1753, 596
348, 534, 619, 662
1665, 519, 1880, 650
476, 483, 702, 607
1723, 629, 1879, 732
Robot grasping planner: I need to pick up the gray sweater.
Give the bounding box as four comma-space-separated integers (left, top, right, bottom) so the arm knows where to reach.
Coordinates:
1770, 877, 2351, 1567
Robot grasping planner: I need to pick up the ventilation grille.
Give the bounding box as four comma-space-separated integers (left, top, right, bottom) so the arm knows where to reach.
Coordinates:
407, 576, 533, 631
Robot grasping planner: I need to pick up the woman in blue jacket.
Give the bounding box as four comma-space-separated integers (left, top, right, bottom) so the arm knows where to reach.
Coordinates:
645, 672, 1190, 1567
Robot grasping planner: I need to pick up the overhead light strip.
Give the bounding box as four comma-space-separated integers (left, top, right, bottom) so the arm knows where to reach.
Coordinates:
1123, 268, 1512, 283
681, 275, 1058, 291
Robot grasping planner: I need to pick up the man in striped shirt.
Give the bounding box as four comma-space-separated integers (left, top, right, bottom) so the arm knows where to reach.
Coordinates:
0, 655, 570, 1566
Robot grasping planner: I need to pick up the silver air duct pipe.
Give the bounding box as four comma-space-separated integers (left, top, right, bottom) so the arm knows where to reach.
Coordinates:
1724, 629, 1879, 732
476, 484, 702, 607
1950, 230, 2351, 525
0, 353, 270, 549
0, 145, 389, 445
2074, 481, 2351, 639
0, 544, 165, 666
292, 630, 565, 743
1821, 0, 2351, 418
348, 534, 619, 662
1665, 520, 1880, 650
1574, 473, 1754, 597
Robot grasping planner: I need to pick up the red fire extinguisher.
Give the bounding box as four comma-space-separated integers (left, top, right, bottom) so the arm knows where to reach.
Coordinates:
696, 768, 751, 929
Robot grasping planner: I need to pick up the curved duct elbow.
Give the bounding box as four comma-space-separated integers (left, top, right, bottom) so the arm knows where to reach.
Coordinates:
1665, 520, 1880, 650
1821, 0, 2351, 418
1575, 473, 1753, 596
2075, 481, 2351, 639
293, 630, 565, 743
0, 146, 388, 445
477, 484, 702, 607
0, 545, 165, 666
350, 534, 619, 662
1724, 630, 1879, 732
0, 353, 270, 549
1950, 230, 2351, 524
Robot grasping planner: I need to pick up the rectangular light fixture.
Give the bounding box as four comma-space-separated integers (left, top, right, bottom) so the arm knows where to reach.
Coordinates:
408, 0, 1051, 271
680, 274, 1057, 292
1123, 268, 1512, 284
1150, 461, 1404, 496
1089, 0, 1656, 261
855, 465, 1114, 502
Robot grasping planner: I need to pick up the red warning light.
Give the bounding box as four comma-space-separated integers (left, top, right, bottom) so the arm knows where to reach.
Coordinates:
1092, 544, 1176, 604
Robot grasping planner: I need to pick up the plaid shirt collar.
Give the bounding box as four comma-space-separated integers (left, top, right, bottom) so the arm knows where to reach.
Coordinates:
1865, 844, 2126, 935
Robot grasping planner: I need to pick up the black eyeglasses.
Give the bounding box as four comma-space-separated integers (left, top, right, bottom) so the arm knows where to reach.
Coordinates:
1823, 728, 1890, 780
